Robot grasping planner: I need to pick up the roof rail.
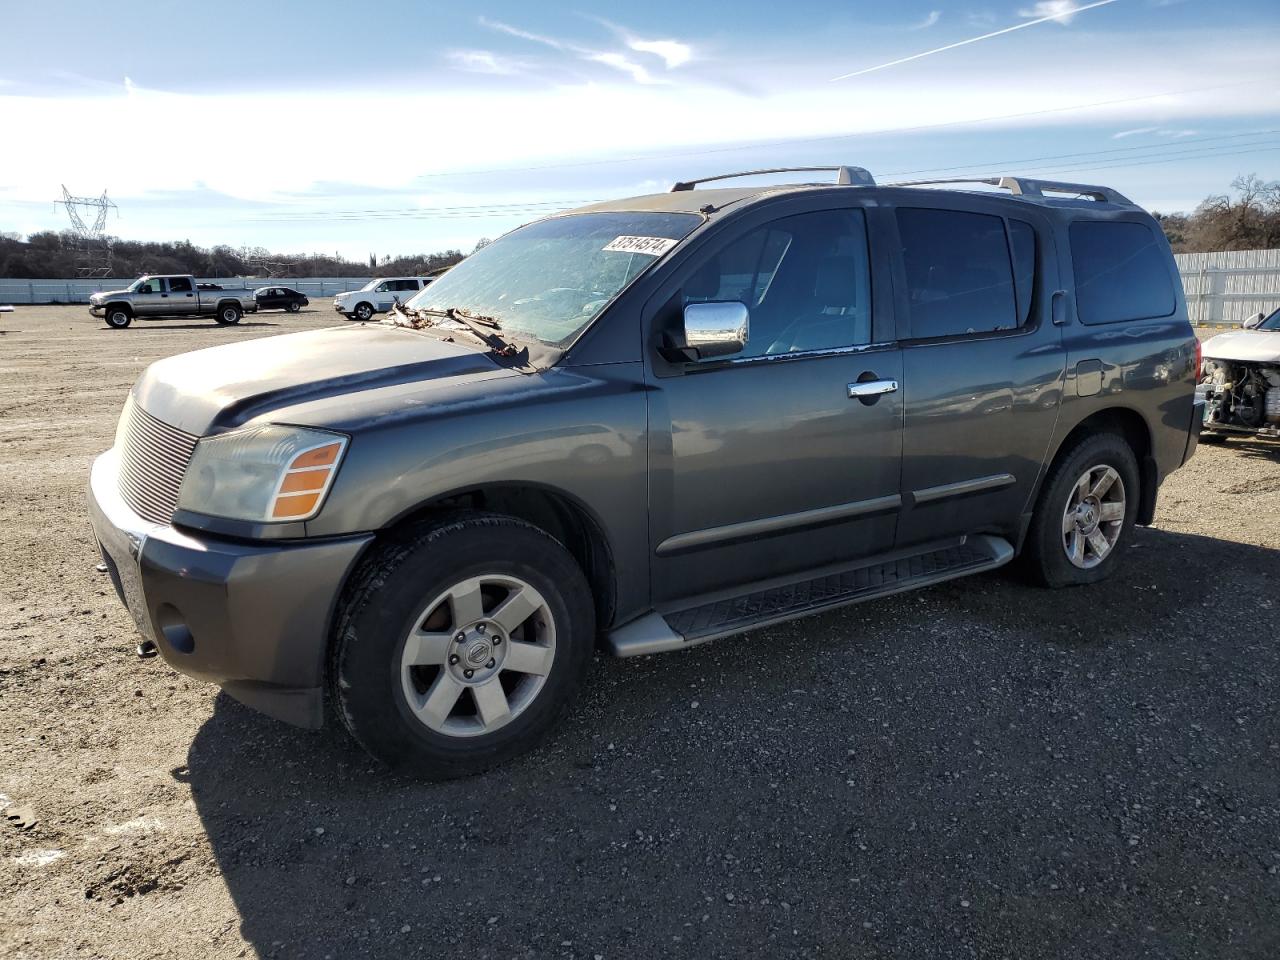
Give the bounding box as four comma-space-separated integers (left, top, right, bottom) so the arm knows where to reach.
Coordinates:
670, 165, 876, 192
885, 175, 1133, 206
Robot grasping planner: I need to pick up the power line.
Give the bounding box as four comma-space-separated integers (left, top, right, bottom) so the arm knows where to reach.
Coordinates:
402, 77, 1268, 181
235, 136, 1280, 223
881, 129, 1280, 179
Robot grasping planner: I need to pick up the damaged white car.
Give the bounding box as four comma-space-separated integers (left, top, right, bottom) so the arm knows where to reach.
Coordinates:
1198, 307, 1280, 440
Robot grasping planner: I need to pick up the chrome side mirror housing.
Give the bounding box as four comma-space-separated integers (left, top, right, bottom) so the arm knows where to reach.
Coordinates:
664, 301, 749, 361
1242, 312, 1265, 329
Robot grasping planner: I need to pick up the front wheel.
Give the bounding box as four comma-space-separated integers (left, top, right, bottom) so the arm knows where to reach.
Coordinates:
332, 513, 595, 779
1019, 432, 1140, 588
353, 302, 374, 322
104, 306, 132, 329
288, 301, 302, 313
214, 303, 243, 325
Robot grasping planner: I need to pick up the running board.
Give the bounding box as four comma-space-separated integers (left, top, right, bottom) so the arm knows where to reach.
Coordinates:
606, 535, 1014, 658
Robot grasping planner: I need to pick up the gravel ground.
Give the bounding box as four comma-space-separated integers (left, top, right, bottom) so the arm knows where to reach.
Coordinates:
1, 305, 1277, 960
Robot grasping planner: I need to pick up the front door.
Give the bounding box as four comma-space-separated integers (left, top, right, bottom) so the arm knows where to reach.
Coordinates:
886, 199, 1065, 548
132, 278, 167, 316
645, 201, 904, 604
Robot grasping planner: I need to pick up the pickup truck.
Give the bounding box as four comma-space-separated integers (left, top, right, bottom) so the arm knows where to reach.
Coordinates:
89, 166, 1202, 778
89, 275, 258, 329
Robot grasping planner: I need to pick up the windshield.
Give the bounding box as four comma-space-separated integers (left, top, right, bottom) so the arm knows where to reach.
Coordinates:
403, 211, 701, 346
359, 279, 382, 292
1259, 307, 1280, 331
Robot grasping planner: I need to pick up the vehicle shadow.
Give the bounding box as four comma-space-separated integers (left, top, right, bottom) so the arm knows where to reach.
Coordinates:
100, 322, 281, 332
1213, 437, 1280, 462
185, 526, 1280, 958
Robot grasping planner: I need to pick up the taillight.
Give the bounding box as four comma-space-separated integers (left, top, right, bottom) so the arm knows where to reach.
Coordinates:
1194, 338, 1203, 381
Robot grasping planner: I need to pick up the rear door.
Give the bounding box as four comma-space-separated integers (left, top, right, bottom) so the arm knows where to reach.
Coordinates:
166, 276, 198, 314
644, 196, 904, 603
887, 197, 1065, 548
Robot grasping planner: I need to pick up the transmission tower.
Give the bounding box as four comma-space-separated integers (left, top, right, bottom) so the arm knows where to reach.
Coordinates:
57, 186, 118, 278
240, 247, 298, 279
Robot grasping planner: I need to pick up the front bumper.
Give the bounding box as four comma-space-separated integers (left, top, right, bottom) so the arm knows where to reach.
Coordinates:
89, 303, 104, 316
88, 449, 373, 728
333, 301, 350, 314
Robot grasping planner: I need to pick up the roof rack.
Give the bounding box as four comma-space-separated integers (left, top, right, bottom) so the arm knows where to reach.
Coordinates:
670, 165, 876, 192
885, 175, 1133, 206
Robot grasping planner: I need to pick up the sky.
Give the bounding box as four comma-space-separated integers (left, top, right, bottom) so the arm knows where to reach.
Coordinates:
2, 0, 1278, 261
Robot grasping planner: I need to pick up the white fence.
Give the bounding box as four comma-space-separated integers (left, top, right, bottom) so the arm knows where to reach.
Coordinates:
4, 250, 1279, 326
1174, 249, 1280, 328
0, 277, 375, 305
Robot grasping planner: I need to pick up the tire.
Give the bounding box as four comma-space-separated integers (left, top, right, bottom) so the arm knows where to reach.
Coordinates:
353, 302, 374, 322
215, 302, 242, 325
331, 512, 596, 779
1019, 432, 1140, 588
288, 301, 302, 313
104, 305, 132, 329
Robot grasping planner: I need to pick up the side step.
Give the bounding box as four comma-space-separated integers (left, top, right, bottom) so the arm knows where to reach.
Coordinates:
606, 535, 1013, 657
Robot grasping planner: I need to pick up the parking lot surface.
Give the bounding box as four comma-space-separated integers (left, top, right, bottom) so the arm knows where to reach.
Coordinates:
1, 305, 1278, 959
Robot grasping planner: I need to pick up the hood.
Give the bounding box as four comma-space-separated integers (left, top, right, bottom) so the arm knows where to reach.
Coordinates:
1202, 328, 1280, 364
132, 324, 514, 435
91, 287, 131, 301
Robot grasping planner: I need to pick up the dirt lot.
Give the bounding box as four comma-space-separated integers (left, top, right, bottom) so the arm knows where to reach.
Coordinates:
1, 304, 1278, 959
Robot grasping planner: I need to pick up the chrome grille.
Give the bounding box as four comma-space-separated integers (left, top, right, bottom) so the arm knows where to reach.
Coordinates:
116, 401, 199, 525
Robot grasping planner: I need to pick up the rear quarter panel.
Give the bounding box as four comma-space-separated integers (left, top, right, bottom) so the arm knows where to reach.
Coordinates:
1048, 212, 1198, 483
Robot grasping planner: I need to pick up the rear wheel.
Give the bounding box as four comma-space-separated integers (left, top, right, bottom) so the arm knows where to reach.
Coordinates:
1020, 432, 1140, 588
353, 302, 374, 322
288, 301, 302, 313
215, 302, 242, 325
104, 306, 132, 329
332, 513, 595, 779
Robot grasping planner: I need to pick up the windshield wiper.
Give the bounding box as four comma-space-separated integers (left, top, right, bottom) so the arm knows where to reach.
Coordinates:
388, 303, 519, 357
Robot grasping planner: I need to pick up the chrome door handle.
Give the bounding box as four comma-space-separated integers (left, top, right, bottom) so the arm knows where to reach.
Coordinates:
847, 379, 898, 399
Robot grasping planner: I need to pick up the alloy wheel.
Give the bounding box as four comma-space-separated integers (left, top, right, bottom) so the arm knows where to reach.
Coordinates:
399, 574, 556, 738
1061, 464, 1126, 569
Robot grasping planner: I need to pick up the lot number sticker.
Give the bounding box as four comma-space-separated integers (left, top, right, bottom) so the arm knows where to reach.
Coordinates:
603, 236, 679, 256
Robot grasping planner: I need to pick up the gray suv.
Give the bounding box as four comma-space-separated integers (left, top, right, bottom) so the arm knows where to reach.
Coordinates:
88, 166, 1204, 777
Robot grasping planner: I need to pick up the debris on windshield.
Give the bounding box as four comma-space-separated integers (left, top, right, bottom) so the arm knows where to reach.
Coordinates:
384, 302, 520, 358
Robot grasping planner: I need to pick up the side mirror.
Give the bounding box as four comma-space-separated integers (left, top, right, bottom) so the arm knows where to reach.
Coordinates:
1242, 312, 1265, 329
664, 301, 749, 362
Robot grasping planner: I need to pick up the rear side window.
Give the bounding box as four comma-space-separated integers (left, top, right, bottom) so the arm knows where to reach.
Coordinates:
897, 208, 1019, 338
1069, 221, 1175, 324
168, 277, 193, 292
1009, 220, 1036, 325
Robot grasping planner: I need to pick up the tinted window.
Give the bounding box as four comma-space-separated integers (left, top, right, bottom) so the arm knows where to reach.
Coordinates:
168, 277, 193, 292
1009, 220, 1036, 325
682, 208, 872, 358
897, 208, 1018, 338
375, 282, 389, 292
1070, 221, 1175, 324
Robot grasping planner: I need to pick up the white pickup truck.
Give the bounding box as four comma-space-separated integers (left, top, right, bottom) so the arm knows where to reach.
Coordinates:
89, 275, 258, 329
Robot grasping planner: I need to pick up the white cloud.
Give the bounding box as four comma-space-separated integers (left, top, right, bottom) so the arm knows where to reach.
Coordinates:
629, 38, 693, 68
1113, 125, 1201, 139
912, 11, 943, 30
1018, 1, 1092, 25
588, 52, 662, 85
448, 50, 522, 75
478, 17, 568, 51
1113, 125, 1158, 138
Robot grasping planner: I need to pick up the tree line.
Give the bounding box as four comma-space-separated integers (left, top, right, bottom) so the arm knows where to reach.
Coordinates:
2, 175, 1278, 278
0, 233, 467, 280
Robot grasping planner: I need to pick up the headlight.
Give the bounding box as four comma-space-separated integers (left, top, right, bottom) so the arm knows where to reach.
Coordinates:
177, 425, 348, 523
